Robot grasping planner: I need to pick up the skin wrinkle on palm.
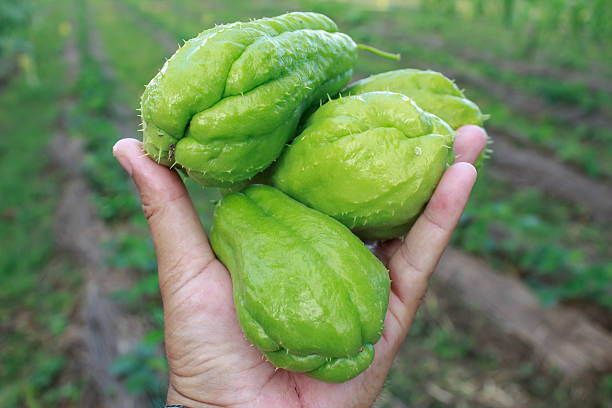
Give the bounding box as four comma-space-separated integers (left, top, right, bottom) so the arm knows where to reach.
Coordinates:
112, 125, 486, 407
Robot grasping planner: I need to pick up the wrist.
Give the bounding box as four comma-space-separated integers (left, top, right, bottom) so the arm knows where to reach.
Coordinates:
166, 383, 219, 408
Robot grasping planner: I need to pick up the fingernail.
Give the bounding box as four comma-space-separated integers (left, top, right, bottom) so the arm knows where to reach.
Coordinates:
113, 144, 133, 176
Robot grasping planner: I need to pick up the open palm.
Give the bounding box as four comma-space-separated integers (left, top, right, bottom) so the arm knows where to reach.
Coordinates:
113, 125, 486, 408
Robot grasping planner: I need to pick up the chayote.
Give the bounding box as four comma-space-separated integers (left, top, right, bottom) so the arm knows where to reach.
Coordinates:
272, 92, 455, 240
210, 185, 390, 382
344, 68, 484, 129
141, 12, 357, 187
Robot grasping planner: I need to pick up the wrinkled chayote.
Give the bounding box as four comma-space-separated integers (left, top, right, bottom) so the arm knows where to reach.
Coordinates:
272, 92, 455, 239
210, 185, 390, 382
141, 12, 357, 187
344, 68, 484, 129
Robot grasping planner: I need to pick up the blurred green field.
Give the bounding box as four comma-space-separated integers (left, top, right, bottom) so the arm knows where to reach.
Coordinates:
1, 0, 611, 406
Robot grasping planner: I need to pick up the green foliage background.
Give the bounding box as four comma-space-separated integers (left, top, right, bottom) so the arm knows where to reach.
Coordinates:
0, 0, 610, 406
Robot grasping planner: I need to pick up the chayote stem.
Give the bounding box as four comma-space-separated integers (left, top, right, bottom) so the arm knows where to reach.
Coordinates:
357, 43, 401, 61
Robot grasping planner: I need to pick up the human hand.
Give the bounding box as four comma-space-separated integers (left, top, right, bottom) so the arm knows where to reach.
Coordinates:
112, 125, 487, 408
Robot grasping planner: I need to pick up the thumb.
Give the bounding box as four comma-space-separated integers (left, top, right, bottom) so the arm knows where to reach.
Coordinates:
112, 138, 216, 296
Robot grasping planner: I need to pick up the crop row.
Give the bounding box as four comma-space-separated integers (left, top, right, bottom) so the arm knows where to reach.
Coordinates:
0, 1, 85, 405
69, 0, 171, 401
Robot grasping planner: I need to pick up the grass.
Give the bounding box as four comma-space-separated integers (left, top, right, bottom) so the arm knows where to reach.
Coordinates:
454, 172, 612, 309
68, 0, 216, 402
71, 0, 168, 401
88, 0, 168, 109
0, 1, 85, 406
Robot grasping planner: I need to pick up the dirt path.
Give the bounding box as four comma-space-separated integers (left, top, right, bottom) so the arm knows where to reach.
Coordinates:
84, 0, 152, 380
49, 8, 147, 408
433, 248, 612, 379
51, 130, 144, 407
0, 60, 18, 94
405, 33, 612, 94
488, 130, 612, 222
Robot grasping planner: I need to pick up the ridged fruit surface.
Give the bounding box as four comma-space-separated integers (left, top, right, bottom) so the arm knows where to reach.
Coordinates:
344, 68, 484, 129
141, 12, 357, 187
210, 185, 390, 382
273, 91, 455, 239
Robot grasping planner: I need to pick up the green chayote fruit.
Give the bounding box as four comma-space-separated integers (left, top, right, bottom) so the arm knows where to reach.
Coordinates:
272, 92, 455, 240
344, 69, 489, 168
141, 12, 357, 187
344, 68, 484, 129
210, 185, 390, 383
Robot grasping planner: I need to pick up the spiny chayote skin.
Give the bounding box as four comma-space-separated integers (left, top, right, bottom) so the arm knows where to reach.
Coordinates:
272, 92, 455, 240
344, 68, 484, 129
209, 185, 390, 382
141, 12, 357, 187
